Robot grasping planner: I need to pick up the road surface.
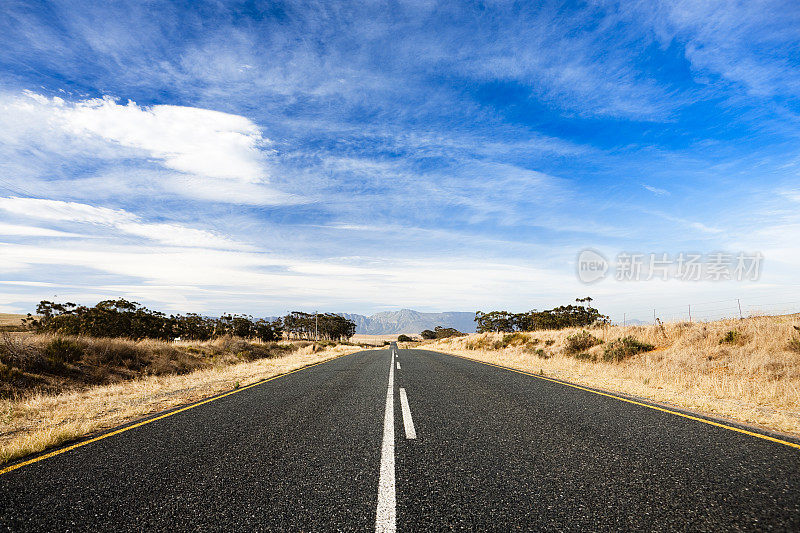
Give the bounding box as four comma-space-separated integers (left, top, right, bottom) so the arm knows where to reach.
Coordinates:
2, 345, 799, 531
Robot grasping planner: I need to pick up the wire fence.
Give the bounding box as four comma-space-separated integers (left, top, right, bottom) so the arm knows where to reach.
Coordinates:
618, 296, 800, 325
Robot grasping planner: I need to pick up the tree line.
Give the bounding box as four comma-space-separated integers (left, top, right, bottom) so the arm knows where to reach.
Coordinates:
283, 311, 357, 341
24, 299, 356, 342
474, 299, 608, 333
420, 326, 465, 339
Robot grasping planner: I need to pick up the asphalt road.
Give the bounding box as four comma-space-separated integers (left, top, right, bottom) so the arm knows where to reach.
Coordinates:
2, 345, 799, 531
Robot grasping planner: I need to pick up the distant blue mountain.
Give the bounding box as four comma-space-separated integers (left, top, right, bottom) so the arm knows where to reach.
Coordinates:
339, 309, 476, 335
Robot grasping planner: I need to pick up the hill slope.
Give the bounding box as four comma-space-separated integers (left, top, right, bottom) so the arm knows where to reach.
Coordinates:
340, 309, 475, 335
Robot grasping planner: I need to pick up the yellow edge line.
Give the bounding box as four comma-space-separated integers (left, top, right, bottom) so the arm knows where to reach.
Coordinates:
436, 350, 800, 451
0, 350, 358, 476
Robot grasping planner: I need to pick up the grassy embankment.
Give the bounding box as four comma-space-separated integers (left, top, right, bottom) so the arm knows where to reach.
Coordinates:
0, 332, 362, 465
413, 315, 800, 437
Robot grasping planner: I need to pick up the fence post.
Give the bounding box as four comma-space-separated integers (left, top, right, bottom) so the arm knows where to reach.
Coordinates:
688, 304, 692, 323
737, 299, 743, 320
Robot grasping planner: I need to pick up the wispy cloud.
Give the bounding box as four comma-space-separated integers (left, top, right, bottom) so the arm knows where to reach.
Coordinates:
447, 2, 678, 119
642, 184, 670, 196
0, 1, 799, 316
617, 0, 800, 99
0, 197, 248, 250
782, 189, 800, 202
0, 223, 83, 238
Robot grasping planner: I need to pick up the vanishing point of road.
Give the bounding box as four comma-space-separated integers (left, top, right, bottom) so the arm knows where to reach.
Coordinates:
2, 344, 798, 531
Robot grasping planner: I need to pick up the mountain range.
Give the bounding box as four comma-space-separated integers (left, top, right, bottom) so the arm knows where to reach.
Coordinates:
339, 309, 476, 335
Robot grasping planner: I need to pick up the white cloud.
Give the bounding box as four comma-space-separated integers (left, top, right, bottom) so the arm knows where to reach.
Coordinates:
688, 222, 723, 234
643, 210, 724, 236
53, 94, 269, 182
0, 91, 299, 205
0, 239, 577, 313
642, 184, 669, 196
0, 197, 247, 250
21, 91, 269, 182
782, 189, 800, 202
115, 222, 244, 249
2, 237, 793, 322
0, 196, 135, 225
0, 223, 83, 238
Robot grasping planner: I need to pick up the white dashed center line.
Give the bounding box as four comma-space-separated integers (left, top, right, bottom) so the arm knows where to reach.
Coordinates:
399, 388, 417, 440
396, 361, 401, 370
375, 352, 396, 532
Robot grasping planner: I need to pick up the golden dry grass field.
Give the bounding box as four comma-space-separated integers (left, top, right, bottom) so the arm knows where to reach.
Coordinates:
0, 336, 361, 465
0, 314, 26, 326
414, 315, 800, 438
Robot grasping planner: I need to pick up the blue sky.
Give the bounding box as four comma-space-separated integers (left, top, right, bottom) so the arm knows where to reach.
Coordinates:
1, 0, 799, 322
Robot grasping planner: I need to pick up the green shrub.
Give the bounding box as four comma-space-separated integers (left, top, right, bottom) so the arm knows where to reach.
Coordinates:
787, 336, 800, 354
434, 326, 465, 339
565, 330, 602, 355
602, 336, 654, 362
519, 342, 549, 358
44, 338, 83, 365
574, 352, 594, 361
464, 336, 508, 351
520, 341, 537, 352
420, 329, 436, 340
544, 339, 555, 346
274, 343, 295, 352
501, 332, 528, 346
218, 340, 297, 361
0, 362, 20, 381
720, 330, 742, 345
397, 334, 412, 342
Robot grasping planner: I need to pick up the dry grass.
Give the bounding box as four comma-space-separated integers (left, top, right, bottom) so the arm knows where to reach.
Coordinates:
0, 313, 28, 333
0, 338, 361, 465
0, 333, 328, 396
416, 315, 800, 437
0, 314, 26, 326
